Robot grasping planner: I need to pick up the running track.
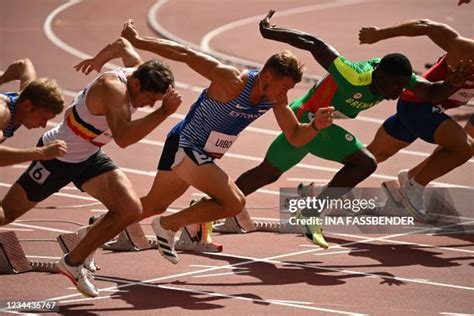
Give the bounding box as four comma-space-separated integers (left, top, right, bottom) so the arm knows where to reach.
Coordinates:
0, 1, 473, 315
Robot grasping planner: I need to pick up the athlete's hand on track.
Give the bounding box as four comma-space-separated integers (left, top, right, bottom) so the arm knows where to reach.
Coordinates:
447, 59, 474, 88
40, 140, 67, 160
159, 87, 182, 117
358, 27, 380, 45
313, 106, 335, 130
121, 19, 141, 45
458, 0, 471, 5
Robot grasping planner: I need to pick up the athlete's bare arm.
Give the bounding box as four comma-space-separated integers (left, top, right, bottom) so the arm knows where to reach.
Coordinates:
97, 77, 181, 148
359, 19, 473, 66
74, 37, 142, 75
0, 58, 37, 91
259, 10, 339, 70
121, 19, 242, 101
410, 60, 473, 104
272, 93, 334, 147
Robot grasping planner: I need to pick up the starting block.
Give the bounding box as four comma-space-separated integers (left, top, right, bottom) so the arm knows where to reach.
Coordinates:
100, 221, 223, 253
213, 207, 256, 234
0, 231, 32, 274
0, 231, 58, 274
174, 222, 223, 252
102, 222, 152, 252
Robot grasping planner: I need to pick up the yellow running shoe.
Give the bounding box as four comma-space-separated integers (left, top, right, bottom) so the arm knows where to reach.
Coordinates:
295, 210, 329, 249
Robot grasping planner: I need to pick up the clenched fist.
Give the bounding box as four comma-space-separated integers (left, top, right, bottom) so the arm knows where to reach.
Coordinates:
40, 140, 67, 160
159, 87, 182, 117
312, 106, 335, 130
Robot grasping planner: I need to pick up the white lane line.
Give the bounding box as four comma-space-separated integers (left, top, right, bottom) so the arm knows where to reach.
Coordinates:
9, 223, 72, 234
0, 227, 33, 232
200, 0, 366, 53
192, 270, 249, 278
189, 264, 246, 270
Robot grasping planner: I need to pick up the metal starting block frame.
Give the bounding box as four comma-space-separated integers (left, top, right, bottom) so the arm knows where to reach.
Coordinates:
101, 222, 223, 253
0, 231, 59, 274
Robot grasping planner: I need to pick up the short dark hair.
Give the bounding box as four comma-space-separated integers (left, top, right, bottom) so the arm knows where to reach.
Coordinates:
378, 53, 413, 77
132, 59, 175, 94
262, 50, 304, 83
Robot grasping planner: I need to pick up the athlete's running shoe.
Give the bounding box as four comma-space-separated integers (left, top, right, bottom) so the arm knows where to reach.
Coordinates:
295, 210, 328, 249
399, 179, 430, 222
152, 217, 179, 264
58, 255, 98, 298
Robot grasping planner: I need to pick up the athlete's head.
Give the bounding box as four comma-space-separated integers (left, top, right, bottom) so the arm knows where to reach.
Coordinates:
129, 59, 175, 107
17, 78, 64, 129
373, 53, 413, 100
260, 50, 304, 101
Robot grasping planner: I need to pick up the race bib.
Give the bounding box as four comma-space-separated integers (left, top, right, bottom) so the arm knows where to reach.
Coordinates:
204, 131, 238, 158
448, 88, 474, 104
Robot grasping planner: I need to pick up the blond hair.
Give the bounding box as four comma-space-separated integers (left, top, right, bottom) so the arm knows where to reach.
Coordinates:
262, 50, 304, 83
18, 78, 64, 114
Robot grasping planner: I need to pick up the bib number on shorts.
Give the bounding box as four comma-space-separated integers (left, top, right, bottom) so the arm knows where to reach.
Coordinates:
204, 131, 238, 158
28, 162, 51, 184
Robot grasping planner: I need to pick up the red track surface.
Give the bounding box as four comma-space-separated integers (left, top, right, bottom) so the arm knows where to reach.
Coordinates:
1, 1, 473, 315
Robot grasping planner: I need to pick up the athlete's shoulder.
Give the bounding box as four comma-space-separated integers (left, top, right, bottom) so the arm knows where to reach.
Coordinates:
330, 56, 376, 86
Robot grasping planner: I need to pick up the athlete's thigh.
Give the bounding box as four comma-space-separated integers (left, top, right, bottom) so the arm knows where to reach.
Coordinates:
433, 118, 470, 150
265, 132, 310, 172
142, 169, 190, 213
81, 168, 141, 213
309, 124, 364, 163
1, 183, 38, 221
367, 122, 411, 160
173, 155, 241, 203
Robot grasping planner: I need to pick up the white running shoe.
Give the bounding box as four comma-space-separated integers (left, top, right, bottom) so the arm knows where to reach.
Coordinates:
58, 255, 99, 298
151, 217, 179, 264
399, 179, 430, 222
397, 169, 410, 188
77, 226, 99, 273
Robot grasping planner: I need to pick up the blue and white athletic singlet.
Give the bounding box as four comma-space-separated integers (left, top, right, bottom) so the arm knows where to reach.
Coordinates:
0, 92, 20, 144
170, 70, 273, 158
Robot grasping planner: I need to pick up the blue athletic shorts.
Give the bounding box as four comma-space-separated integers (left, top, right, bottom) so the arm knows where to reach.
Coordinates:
382, 99, 450, 144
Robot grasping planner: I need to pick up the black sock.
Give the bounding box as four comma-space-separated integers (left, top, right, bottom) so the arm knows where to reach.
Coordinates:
65, 254, 79, 267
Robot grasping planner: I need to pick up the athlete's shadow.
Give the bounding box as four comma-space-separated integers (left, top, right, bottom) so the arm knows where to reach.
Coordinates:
57, 275, 266, 314
168, 250, 404, 288
323, 236, 473, 269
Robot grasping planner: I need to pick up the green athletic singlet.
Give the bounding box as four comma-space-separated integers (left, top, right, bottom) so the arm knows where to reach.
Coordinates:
266, 56, 417, 171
